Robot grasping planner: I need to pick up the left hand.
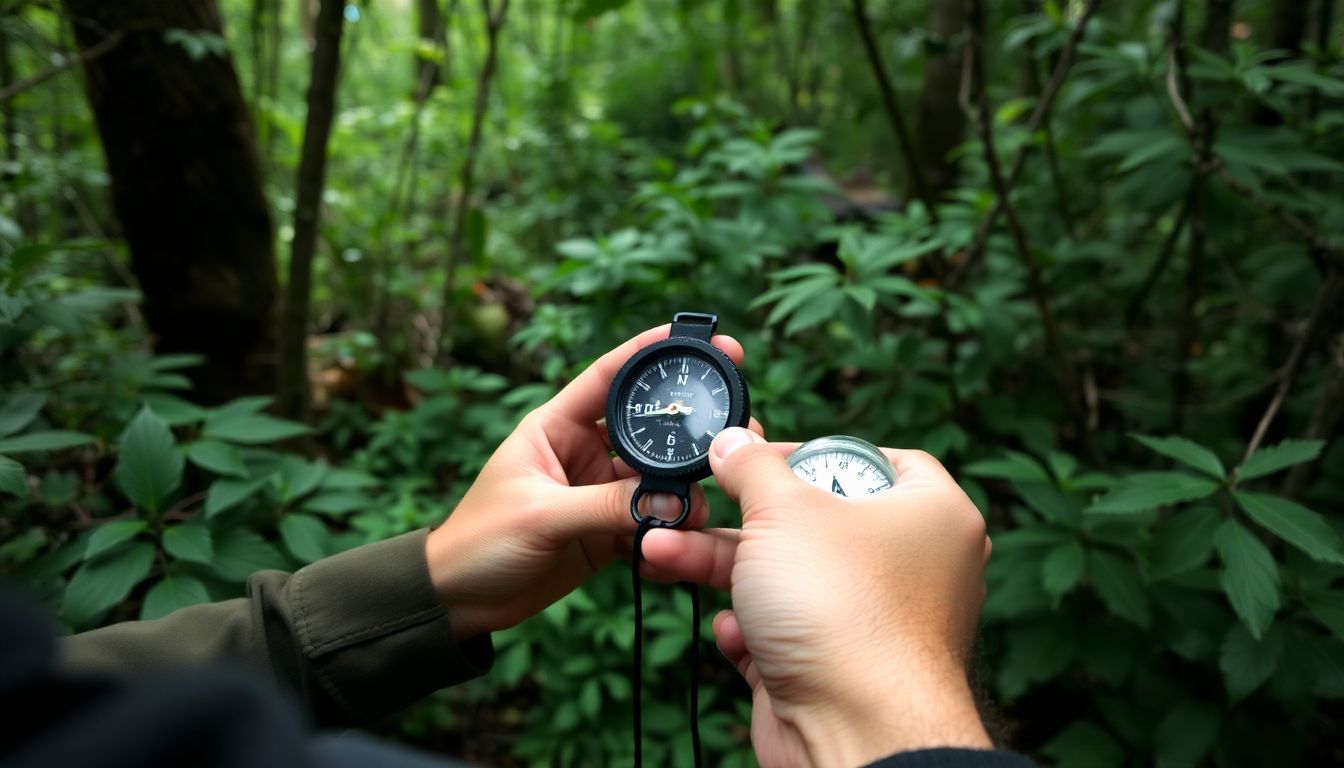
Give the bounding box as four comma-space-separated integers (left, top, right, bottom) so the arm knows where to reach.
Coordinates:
424, 324, 761, 640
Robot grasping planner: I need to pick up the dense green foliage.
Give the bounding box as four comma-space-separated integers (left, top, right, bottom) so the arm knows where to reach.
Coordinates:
3, 0, 1344, 765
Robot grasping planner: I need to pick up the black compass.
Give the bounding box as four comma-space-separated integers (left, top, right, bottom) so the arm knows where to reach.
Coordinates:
605, 312, 750, 528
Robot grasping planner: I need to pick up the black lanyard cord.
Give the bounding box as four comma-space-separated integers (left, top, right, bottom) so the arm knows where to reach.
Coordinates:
631, 517, 703, 768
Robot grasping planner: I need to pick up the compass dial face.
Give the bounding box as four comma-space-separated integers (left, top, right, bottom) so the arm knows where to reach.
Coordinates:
790, 449, 895, 497
618, 354, 732, 467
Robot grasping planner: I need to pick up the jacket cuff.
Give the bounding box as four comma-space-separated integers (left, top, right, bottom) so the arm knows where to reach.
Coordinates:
290, 528, 494, 724
864, 748, 1037, 768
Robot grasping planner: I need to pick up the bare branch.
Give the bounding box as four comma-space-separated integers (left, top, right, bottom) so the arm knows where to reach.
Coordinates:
0, 26, 125, 103
949, 0, 1101, 289
850, 0, 938, 221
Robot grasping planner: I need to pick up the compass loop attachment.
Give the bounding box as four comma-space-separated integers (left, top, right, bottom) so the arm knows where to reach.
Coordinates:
629, 476, 692, 529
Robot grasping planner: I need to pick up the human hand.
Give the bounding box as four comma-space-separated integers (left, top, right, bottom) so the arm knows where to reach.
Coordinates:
640, 428, 993, 768
424, 326, 760, 641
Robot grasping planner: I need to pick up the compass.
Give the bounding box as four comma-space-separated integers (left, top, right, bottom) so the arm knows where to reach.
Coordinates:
605, 312, 750, 528
787, 435, 897, 498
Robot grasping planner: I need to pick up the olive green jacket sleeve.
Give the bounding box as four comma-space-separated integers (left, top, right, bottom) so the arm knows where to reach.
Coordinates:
60, 528, 493, 728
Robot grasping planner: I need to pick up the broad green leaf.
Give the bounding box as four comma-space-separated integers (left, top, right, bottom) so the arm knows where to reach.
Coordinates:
0, 455, 26, 496
1014, 482, 1080, 526
184, 440, 249, 478
1308, 602, 1344, 641
1147, 506, 1222, 580
1042, 540, 1085, 600
1238, 439, 1325, 481
320, 468, 380, 490
1131, 434, 1225, 479
279, 514, 330, 563
140, 575, 210, 620
963, 451, 1051, 484
304, 491, 372, 515
1086, 472, 1220, 514
1219, 623, 1283, 700
1088, 550, 1150, 627
203, 410, 311, 444
210, 528, 288, 582
1153, 700, 1220, 768
114, 407, 184, 514
0, 391, 48, 436
162, 524, 214, 565
1040, 721, 1123, 768
83, 520, 148, 560
0, 430, 95, 454
62, 542, 155, 627
142, 393, 207, 427
204, 476, 272, 517
1235, 491, 1344, 565
1215, 520, 1280, 639
276, 457, 327, 502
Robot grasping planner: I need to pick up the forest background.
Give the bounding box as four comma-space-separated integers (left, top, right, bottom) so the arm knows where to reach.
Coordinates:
2, 0, 1343, 765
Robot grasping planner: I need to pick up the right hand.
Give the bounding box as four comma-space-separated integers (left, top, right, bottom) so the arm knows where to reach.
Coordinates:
640, 428, 993, 768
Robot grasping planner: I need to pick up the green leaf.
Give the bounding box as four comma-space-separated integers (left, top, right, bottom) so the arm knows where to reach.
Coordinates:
1088, 550, 1150, 627
184, 440, 249, 478
1147, 506, 1222, 580
1040, 721, 1123, 768
276, 457, 327, 502
1308, 602, 1344, 641
62, 542, 155, 627
278, 514, 329, 563
1131, 434, 1225, 479
203, 410, 312, 444
0, 455, 26, 496
1238, 438, 1325, 480
140, 575, 210, 621
1215, 520, 1280, 639
210, 528, 288, 582
162, 524, 213, 565
83, 520, 148, 560
1013, 482, 1080, 525
142, 393, 207, 427
1235, 491, 1344, 565
321, 468, 381, 490
1086, 472, 1220, 514
205, 476, 272, 518
114, 407, 184, 514
1041, 540, 1085, 600
0, 391, 48, 436
963, 451, 1051, 484
1219, 623, 1283, 700
0, 430, 95, 453
303, 491, 372, 515
1153, 700, 1220, 768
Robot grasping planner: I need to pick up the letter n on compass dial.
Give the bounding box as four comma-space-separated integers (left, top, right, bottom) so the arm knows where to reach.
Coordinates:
622, 355, 732, 464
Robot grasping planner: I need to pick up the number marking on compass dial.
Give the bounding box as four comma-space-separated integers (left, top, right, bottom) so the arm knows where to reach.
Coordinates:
791, 451, 894, 496
620, 354, 732, 466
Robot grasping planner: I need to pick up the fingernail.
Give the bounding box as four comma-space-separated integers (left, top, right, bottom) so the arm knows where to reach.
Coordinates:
712, 427, 758, 460
647, 493, 678, 520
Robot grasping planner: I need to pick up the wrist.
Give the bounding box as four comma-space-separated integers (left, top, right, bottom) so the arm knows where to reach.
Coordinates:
423, 524, 484, 642
787, 657, 991, 767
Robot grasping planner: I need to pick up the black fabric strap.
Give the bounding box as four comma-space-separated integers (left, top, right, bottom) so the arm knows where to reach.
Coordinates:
631, 517, 703, 768
670, 312, 717, 343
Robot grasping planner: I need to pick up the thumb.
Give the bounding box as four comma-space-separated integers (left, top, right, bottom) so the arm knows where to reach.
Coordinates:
708, 427, 805, 519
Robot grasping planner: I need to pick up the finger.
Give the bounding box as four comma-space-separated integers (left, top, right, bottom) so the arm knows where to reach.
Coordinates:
983, 534, 993, 566
713, 609, 748, 660
596, 418, 613, 452
552, 477, 641, 538
877, 447, 956, 485
747, 417, 765, 439
545, 325, 745, 425
707, 428, 808, 516
638, 528, 739, 591
610, 456, 639, 480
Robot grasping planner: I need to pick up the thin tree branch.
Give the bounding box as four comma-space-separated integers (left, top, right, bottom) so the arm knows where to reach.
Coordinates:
1282, 330, 1344, 498
1124, 186, 1193, 328
966, 0, 1099, 463
0, 26, 125, 103
1233, 274, 1343, 488
850, 0, 938, 221
949, 0, 1101, 289
438, 0, 509, 363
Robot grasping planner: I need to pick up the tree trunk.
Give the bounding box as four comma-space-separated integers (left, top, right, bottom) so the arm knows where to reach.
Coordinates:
915, 0, 966, 200
414, 0, 448, 99
62, 0, 278, 405
277, 0, 345, 420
